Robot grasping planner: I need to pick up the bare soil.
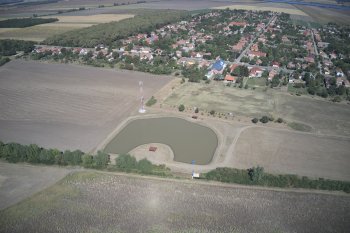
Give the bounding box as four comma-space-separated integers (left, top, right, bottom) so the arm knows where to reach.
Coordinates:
0, 60, 172, 152
0, 170, 349, 233
231, 127, 350, 181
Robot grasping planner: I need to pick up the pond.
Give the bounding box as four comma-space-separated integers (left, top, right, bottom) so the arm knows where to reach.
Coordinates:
104, 117, 218, 165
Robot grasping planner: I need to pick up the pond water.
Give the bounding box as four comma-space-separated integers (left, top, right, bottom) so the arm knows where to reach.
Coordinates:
104, 117, 218, 165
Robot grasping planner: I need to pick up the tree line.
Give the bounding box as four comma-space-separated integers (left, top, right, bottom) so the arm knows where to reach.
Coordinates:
0, 39, 35, 56
205, 167, 350, 193
0, 18, 58, 28
0, 141, 170, 176
43, 9, 190, 48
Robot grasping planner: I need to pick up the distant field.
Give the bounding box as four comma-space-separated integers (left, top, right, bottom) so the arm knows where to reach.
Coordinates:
295, 5, 350, 25
213, 4, 307, 15
1, 170, 349, 233
0, 60, 171, 152
43, 13, 134, 24
163, 82, 350, 137
0, 14, 134, 41
0, 24, 85, 41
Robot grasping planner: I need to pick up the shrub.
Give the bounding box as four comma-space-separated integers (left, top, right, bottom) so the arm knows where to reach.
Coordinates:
82, 154, 94, 168
137, 158, 153, 174
178, 104, 185, 112
332, 96, 341, 102
94, 151, 110, 169
115, 154, 137, 171
260, 116, 269, 123
146, 96, 157, 106
252, 118, 258, 124
276, 118, 284, 123
210, 110, 215, 115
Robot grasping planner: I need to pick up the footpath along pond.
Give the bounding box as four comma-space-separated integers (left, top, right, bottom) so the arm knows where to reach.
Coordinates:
104, 117, 218, 165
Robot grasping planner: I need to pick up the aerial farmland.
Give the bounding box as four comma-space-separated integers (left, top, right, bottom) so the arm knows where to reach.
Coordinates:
0, 0, 350, 232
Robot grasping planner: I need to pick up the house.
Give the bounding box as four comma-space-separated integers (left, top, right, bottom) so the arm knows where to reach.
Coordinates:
230, 64, 239, 73
272, 61, 280, 68
336, 68, 344, 77
317, 42, 329, 48
229, 21, 247, 27
282, 35, 291, 44
248, 51, 266, 59
251, 43, 259, 52
304, 56, 315, 63
287, 62, 295, 69
206, 58, 226, 79
268, 69, 278, 81
249, 67, 263, 78
224, 74, 236, 83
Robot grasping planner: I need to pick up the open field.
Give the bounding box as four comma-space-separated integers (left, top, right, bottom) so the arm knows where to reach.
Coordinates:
0, 161, 74, 210
0, 24, 86, 41
43, 14, 134, 24
0, 60, 171, 152
231, 127, 350, 181
0, 170, 349, 233
295, 5, 350, 25
0, 13, 134, 41
163, 82, 350, 137
213, 3, 308, 15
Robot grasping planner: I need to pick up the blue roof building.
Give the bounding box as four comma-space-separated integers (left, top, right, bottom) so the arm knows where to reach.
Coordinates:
211, 59, 225, 71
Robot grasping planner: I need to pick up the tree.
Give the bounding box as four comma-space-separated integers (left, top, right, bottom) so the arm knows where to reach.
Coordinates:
276, 118, 284, 123
94, 151, 110, 169
195, 108, 199, 113
260, 116, 269, 123
82, 154, 94, 168
248, 166, 264, 183
210, 110, 215, 115
137, 158, 153, 174
115, 154, 137, 171
26, 144, 41, 163
252, 118, 258, 124
178, 104, 185, 112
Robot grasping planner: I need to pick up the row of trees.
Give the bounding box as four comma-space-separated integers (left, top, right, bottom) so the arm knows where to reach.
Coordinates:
0, 141, 110, 168
0, 141, 170, 176
205, 167, 350, 193
0, 18, 58, 28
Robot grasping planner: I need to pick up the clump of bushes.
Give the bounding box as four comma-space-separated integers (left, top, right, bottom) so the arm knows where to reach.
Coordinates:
276, 118, 284, 123
260, 116, 269, 123
114, 154, 170, 176
145, 96, 157, 106
178, 104, 185, 112
205, 167, 350, 193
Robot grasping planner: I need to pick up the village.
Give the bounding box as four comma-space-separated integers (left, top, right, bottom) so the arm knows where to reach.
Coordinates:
32, 9, 350, 99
